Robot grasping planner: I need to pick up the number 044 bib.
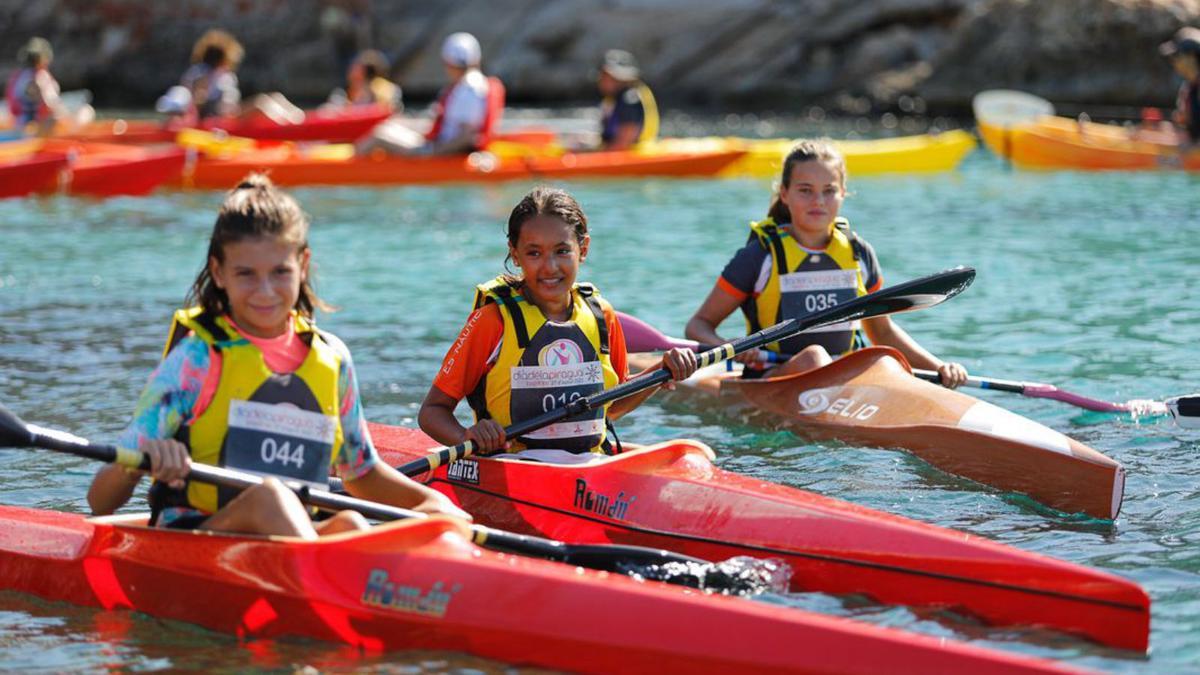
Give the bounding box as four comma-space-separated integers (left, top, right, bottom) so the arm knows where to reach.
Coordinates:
224, 399, 336, 488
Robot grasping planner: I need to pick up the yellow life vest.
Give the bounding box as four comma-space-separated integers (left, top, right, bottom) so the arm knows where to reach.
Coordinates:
151, 307, 344, 515
745, 217, 869, 357
635, 84, 659, 145
468, 277, 620, 454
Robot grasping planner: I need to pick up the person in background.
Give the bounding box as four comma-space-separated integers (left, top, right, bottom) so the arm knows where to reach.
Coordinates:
5, 37, 94, 136
163, 29, 304, 126
325, 49, 402, 113
355, 32, 503, 156
1159, 26, 1200, 148
597, 49, 659, 150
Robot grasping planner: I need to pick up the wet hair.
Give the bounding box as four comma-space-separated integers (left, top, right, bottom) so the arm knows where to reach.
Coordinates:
185, 173, 328, 318
503, 186, 589, 279
190, 29, 244, 69
356, 49, 390, 80
766, 139, 847, 224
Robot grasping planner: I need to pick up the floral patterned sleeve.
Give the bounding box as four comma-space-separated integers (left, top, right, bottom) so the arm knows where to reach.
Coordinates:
116, 337, 211, 449
325, 333, 379, 481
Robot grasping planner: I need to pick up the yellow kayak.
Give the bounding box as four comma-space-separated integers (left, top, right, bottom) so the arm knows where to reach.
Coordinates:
642, 130, 976, 177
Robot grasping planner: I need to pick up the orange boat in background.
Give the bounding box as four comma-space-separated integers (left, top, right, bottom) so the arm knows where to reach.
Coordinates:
182, 145, 746, 189
973, 89, 1199, 171
628, 346, 1125, 520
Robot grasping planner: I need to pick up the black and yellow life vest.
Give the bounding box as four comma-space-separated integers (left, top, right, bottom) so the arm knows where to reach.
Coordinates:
149, 307, 344, 517
743, 217, 869, 357
467, 277, 620, 454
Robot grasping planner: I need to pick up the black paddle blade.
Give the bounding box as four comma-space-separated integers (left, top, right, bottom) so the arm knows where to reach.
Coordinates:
801, 266, 975, 332
0, 404, 33, 448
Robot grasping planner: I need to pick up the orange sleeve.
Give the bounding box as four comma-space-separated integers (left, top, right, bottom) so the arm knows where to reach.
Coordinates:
717, 276, 751, 301
431, 304, 505, 401
866, 274, 884, 294
605, 306, 629, 383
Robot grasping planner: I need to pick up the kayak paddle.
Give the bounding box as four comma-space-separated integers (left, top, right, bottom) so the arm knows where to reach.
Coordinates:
388, 266, 976, 479
0, 404, 729, 579
910, 370, 1173, 415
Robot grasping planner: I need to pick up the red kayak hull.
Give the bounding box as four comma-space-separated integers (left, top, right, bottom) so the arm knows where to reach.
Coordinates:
0, 505, 1074, 673
60, 106, 392, 145
371, 424, 1149, 652
0, 152, 67, 197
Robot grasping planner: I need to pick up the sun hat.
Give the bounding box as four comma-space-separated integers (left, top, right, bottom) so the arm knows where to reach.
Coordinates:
17, 37, 53, 66
600, 49, 640, 81
1159, 26, 1200, 58
441, 32, 481, 68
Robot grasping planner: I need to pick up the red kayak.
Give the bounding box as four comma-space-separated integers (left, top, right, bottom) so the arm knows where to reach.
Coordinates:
0, 151, 67, 198
60, 105, 392, 145
371, 423, 1150, 652
0, 505, 1077, 673
0, 140, 184, 197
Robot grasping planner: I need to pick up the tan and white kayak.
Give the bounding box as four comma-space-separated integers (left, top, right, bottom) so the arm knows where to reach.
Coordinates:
630, 346, 1125, 519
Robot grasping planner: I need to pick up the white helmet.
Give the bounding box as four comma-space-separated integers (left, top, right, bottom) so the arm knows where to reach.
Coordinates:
441, 32, 481, 68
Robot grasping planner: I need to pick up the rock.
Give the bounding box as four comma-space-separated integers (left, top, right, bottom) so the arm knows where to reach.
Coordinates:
0, 0, 1195, 115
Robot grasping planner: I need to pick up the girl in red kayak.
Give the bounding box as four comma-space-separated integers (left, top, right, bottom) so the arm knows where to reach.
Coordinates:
685, 139, 968, 386
419, 186, 697, 455
88, 174, 466, 538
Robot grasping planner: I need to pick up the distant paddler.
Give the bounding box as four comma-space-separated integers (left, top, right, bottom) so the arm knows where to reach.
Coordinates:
4, 37, 95, 136
355, 32, 505, 156
1159, 26, 1200, 149
684, 139, 969, 386
596, 49, 659, 150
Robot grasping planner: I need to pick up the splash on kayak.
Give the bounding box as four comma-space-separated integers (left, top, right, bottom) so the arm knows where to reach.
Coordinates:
622, 556, 792, 597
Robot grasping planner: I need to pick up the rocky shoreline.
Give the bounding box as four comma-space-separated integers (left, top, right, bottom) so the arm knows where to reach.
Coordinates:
2, 0, 1197, 118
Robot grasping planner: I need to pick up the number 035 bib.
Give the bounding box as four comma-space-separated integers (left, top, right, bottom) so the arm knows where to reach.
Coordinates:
746, 218, 869, 357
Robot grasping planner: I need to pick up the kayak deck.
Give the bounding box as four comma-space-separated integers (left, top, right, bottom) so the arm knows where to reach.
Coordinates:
629, 346, 1124, 520
370, 424, 1149, 652
0, 505, 1075, 673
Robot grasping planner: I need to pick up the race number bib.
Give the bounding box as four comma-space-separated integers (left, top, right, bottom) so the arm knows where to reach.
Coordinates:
779, 269, 860, 332
224, 400, 335, 487
510, 359, 605, 442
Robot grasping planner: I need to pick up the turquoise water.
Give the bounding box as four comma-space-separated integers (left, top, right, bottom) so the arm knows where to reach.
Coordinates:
1, 148, 1198, 672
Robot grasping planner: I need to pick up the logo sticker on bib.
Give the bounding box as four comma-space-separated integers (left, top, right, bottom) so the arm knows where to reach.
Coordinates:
539, 339, 585, 366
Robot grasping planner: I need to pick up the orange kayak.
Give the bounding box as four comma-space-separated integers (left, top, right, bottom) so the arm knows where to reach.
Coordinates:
628, 347, 1124, 520
978, 116, 1200, 171
183, 147, 746, 188
370, 424, 1148, 651
0, 506, 1080, 673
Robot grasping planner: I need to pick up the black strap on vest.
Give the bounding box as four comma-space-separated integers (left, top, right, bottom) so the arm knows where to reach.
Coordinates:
575, 284, 610, 355
490, 284, 531, 349
166, 310, 235, 355
762, 224, 789, 274
834, 219, 865, 263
